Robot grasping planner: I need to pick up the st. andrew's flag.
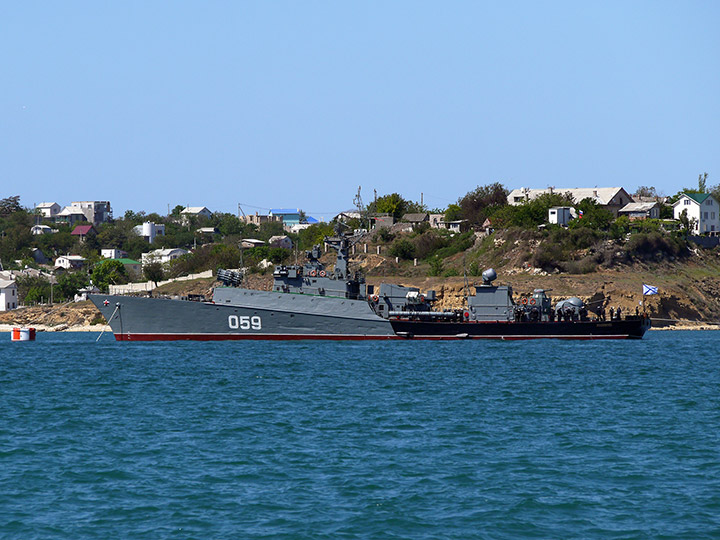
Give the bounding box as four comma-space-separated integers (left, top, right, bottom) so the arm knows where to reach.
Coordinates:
643, 284, 658, 296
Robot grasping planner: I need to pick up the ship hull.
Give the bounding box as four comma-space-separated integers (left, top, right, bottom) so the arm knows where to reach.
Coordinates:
389, 317, 651, 340
90, 291, 398, 341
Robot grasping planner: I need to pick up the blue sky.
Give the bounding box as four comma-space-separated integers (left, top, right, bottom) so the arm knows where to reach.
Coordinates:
2, 2, 718, 220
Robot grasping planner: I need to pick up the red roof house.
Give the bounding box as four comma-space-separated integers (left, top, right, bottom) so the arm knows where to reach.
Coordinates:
71, 224, 96, 242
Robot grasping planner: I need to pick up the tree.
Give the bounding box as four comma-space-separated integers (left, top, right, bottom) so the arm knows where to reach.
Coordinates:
677, 209, 696, 234
698, 172, 708, 193
91, 259, 129, 292
457, 183, 509, 226
0, 196, 22, 216
634, 186, 658, 198
171, 205, 185, 217
143, 261, 164, 286
445, 204, 463, 222
369, 193, 408, 219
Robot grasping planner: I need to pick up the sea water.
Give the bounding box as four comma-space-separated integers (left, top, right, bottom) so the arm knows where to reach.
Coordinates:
1, 331, 719, 539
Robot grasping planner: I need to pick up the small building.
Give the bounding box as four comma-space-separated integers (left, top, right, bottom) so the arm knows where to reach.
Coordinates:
35, 202, 61, 219
429, 214, 445, 229
101, 248, 128, 259
333, 211, 361, 223
196, 227, 219, 236
618, 202, 660, 220
117, 258, 142, 278
31, 224, 54, 235
133, 222, 165, 243
70, 201, 112, 225
74, 284, 100, 302
55, 255, 87, 270
269, 209, 302, 226
180, 206, 212, 224
55, 206, 89, 226
71, 224, 96, 242
241, 212, 283, 226
30, 248, 50, 265
141, 248, 189, 267
269, 235, 293, 250
673, 192, 720, 234
370, 214, 395, 229
402, 213, 429, 225
428, 213, 468, 232
0, 279, 18, 311
241, 238, 266, 248
549, 206, 574, 226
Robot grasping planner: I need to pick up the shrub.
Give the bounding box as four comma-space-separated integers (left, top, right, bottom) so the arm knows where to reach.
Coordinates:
412, 231, 448, 259
624, 232, 687, 259
428, 256, 444, 276
389, 238, 416, 260
373, 228, 394, 243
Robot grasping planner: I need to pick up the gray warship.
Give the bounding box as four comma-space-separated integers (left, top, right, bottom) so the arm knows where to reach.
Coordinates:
387, 269, 651, 340
89, 234, 434, 341
90, 237, 650, 341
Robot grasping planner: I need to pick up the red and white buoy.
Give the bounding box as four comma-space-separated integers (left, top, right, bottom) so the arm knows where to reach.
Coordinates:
11, 327, 36, 341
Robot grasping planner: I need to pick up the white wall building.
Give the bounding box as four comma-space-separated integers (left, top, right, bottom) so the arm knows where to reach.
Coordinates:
133, 222, 166, 243
0, 279, 18, 311
673, 193, 720, 234
101, 248, 128, 259
141, 248, 189, 267
55, 255, 87, 270
269, 235, 293, 249
180, 207, 212, 224
508, 187, 633, 216
35, 202, 61, 219
548, 206, 574, 226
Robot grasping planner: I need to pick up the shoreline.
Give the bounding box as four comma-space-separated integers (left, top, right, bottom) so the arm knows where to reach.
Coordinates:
0, 324, 107, 333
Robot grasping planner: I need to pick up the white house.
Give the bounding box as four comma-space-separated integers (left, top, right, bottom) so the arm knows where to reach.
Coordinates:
508, 187, 633, 216
241, 238, 266, 248
35, 202, 61, 219
55, 206, 88, 226
180, 207, 212, 224
0, 279, 18, 311
673, 193, 720, 234
618, 202, 661, 220
141, 248, 189, 267
101, 248, 128, 259
55, 255, 87, 270
133, 222, 166, 243
269, 235, 293, 249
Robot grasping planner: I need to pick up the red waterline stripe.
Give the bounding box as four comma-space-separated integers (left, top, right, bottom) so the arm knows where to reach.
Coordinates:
114, 333, 635, 342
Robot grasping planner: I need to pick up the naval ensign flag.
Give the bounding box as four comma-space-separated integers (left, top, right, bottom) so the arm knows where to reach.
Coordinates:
642, 284, 658, 296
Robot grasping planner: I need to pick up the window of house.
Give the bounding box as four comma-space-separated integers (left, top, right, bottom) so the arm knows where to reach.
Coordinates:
713, 212, 716, 220
704, 212, 709, 219
708, 200, 714, 205
684, 199, 691, 205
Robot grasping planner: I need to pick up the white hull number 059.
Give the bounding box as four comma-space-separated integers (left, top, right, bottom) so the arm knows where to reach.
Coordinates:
228, 315, 262, 330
